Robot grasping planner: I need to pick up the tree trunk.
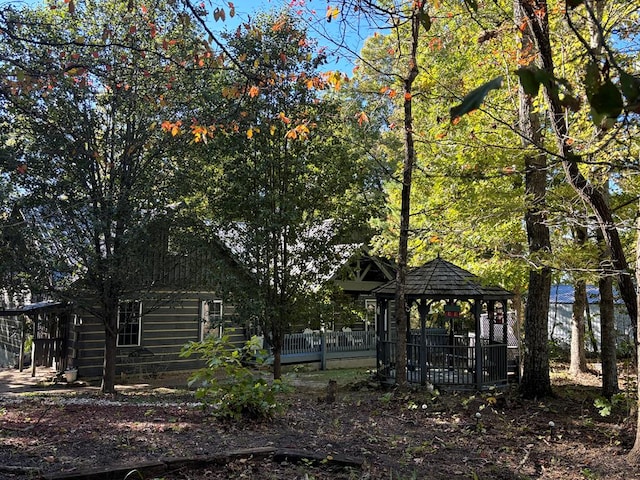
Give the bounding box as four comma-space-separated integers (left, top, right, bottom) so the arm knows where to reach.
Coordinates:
627, 204, 640, 462
273, 348, 282, 380
585, 300, 599, 355
271, 325, 283, 380
101, 321, 118, 394
569, 226, 588, 376
596, 201, 618, 398
520, 0, 637, 334
515, 0, 553, 399
599, 272, 618, 398
393, 10, 420, 389
569, 275, 588, 377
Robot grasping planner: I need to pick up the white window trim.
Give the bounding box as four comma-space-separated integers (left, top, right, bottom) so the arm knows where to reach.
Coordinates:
200, 299, 223, 341
117, 301, 142, 347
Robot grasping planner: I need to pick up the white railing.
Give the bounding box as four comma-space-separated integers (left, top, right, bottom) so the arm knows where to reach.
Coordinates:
282, 330, 375, 356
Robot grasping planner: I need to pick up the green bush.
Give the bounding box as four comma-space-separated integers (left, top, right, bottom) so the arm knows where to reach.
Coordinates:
180, 333, 287, 421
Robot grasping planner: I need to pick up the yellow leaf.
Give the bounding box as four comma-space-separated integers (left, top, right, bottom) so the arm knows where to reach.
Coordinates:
247, 128, 253, 139
326, 6, 339, 21
270, 125, 276, 135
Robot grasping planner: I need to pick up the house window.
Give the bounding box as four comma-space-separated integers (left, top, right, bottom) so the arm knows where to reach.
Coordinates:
365, 299, 377, 332
200, 300, 223, 340
117, 301, 142, 346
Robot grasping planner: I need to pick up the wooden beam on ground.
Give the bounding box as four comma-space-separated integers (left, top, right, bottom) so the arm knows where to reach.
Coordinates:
40, 447, 278, 480
273, 448, 364, 469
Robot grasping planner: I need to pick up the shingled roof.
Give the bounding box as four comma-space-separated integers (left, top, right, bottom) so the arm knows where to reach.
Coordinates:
372, 257, 513, 301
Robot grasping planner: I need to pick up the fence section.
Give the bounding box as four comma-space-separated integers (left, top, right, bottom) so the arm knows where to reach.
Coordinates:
379, 331, 509, 389
281, 330, 376, 366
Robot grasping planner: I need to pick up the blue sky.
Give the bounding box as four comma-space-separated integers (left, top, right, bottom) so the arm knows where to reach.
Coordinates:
208, 0, 373, 74
15, 0, 372, 73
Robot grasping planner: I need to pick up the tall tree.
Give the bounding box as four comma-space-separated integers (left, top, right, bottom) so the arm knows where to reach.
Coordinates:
0, 0, 213, 393
514, 0, 553, 398
516, 0, 638, 357
200, 12, 377, 379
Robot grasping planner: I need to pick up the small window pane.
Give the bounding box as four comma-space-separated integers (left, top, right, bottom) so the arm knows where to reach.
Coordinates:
118, 301, 141, 346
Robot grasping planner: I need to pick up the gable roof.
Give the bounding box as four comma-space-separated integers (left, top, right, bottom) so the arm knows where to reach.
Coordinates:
372, 257, 513, 301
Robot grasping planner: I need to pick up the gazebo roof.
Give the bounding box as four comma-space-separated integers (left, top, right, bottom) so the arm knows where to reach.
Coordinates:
372, 257, 513, 301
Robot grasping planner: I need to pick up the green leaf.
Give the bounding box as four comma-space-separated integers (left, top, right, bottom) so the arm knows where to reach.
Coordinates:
463, 0, 478, 12
619, 71, 640, 105
450, 76, 503, 122
515, 68, 541, 97
589, 79, 623, 119
584, 61, 600, 101
515, 67, 556, 98
419, 10, 431, 33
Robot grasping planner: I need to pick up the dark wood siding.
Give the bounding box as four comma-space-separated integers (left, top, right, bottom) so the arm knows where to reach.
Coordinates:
71, 293, 240, 378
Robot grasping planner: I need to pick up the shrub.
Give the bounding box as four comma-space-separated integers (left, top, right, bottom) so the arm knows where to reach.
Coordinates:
180, 333, 287, 421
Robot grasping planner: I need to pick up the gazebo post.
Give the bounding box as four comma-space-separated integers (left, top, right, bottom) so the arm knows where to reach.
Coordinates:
418, 299, 429, 385
488, 301, 495, 342
31, 312, 38, 378
502, 299, 508, 343
376, 299, 384, 377
473, 300, 483, 390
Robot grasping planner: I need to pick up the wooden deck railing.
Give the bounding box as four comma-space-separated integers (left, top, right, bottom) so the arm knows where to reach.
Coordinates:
281, 330, 376, 366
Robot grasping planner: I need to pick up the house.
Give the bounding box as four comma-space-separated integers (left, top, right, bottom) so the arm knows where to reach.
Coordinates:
548, 284, 634, 351
327, 246, 396, 332
0, 222, 256, 379
1, 233, 396, 378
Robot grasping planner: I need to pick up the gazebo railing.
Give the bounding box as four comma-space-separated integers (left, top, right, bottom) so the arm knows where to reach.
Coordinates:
379, 335, 508, 389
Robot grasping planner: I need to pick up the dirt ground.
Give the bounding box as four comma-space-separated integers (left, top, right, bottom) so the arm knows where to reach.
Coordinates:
1, 365, 639, 479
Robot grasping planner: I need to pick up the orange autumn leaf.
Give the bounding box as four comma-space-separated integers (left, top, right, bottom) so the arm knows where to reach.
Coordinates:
272, 18, 286, 31
191, 125, 209, 143
356, 111, 369, 126
404, 92, 412, 101
279, 112, 291, 124
286, 124, 310, 140
248, 85, 260, 97
285, 129, 298, 140
161, 120, 182, 136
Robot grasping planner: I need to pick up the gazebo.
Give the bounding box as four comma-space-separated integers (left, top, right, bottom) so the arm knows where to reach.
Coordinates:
373, 257, 516, 390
